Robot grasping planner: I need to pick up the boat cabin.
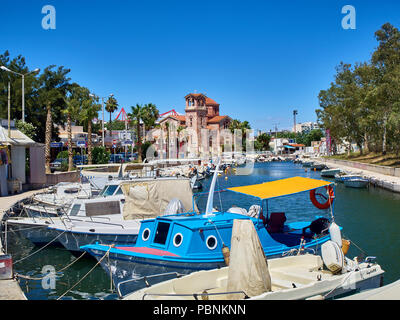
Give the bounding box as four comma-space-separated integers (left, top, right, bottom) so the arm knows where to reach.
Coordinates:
131, 177, 336, 260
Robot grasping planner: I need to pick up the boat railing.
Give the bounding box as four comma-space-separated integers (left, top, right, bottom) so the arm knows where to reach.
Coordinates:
117, 272, 185, 298
141, 290, 249, 300
63, 218, 128, 229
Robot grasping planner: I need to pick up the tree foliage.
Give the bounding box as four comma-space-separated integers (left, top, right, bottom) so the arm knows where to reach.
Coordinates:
316, 23, 400, 155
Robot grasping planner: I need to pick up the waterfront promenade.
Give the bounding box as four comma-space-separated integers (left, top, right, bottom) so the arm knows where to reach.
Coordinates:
0, 188, 46, 300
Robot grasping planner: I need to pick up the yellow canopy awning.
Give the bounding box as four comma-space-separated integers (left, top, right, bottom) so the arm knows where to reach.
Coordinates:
227, 176, 332, 200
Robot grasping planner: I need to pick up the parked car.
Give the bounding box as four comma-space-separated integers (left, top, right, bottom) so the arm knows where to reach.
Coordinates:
50, 158, 68, 172
73, 155, 88, 166
109, 154, 124, 163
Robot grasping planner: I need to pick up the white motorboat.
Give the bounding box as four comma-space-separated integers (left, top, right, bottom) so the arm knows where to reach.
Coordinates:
46, 177, 196, 253
32, 182, 96, 208
123, 220, 384, 300
5, 179, 127, 245
344, 177, 369, 189
321, 168, 342, 178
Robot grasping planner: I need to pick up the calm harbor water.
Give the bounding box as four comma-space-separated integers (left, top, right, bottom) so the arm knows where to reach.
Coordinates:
6, 161, 400, 300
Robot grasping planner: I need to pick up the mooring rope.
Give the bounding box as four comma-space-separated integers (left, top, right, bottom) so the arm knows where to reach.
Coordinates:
13, 230, 67, 265
57, 245, 114, 300
15, 251, 87, 281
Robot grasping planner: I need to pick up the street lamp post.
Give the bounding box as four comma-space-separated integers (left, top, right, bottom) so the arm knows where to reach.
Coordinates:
90, 93, 114, 147
0, 66, 40, 123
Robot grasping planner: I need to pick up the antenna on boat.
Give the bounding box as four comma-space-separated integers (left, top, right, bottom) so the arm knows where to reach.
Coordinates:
204, 158, 222, 217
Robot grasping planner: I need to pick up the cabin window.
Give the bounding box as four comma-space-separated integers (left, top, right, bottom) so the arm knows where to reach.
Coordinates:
69, 204, 81, 216
115, 187, 123, 195
102, 185, 118, 196
206, 235, 218, 250
142, 228, 151, 241
153, 222, 170, 245
173, 233, 183, 247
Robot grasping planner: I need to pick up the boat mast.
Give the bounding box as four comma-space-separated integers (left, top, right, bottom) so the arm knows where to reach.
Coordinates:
204, 159, 221, 217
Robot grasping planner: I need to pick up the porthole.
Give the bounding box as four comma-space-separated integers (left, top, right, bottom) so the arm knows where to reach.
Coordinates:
142, 228, 151, 241
173, 233, 183, 247
206, 235, 218, 250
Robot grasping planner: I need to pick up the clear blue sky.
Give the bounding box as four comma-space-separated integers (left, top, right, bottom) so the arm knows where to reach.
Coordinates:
1, 0, 400, 132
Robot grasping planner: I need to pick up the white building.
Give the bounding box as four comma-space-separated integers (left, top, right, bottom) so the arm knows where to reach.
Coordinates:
0, 120, 45, 196
293, 122, 320, 134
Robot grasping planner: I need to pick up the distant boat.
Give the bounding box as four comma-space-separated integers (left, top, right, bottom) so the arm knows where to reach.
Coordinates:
310, 164, 326, 171
344, 177, 369, 189
335, 174, 364, 183
302, 161, 314, 167
321, 168, 341, 178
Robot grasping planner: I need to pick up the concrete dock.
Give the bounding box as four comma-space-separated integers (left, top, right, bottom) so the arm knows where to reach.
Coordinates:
0, 188, 46, 300
315, 158, 400, 193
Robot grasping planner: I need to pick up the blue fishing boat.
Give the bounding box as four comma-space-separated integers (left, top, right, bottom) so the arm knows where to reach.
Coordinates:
82, 167, 339, 297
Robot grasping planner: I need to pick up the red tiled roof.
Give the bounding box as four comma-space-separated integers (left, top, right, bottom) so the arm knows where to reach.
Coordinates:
206, 97, 219, 106
171, 115, 186, 122
289, 143, 305, 147
207, 115, 229, 124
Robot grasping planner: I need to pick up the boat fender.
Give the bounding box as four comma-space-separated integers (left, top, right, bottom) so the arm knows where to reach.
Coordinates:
321, 240, 344, 274
222, 244, 230, 266
329, 222, 342, 248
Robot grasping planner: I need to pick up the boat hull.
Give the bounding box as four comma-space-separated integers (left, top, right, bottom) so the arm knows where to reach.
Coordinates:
53, 229, 138, 253
321, 169, 341, 178
344, 179, 369, 188
6, 221, 61, 246
85, 243, 326, 297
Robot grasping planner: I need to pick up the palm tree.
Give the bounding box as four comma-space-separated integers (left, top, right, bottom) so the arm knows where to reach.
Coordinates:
37, 66, 71, 174
129, 104, 145, 162
142, 103, 159, 141
105, 96, 118, 136
176, 125, 184, 158
164, 122, 170, 159
63, 84, 83, 171
81, 92, 101, 165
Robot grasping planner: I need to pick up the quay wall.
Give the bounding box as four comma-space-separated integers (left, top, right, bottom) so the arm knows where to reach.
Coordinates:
318, 158, 400, 178
46, 171, 80, 185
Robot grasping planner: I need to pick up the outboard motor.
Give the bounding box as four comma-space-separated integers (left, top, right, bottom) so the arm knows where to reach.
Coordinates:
302, 217, 330, 236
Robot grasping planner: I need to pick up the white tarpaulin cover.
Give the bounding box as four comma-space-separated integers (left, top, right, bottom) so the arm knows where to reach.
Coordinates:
226, 219, 271, 298
120, 178, 196, 220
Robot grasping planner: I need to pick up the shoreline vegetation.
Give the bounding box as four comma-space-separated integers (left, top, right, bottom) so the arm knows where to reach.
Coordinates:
316, 23, 400, 162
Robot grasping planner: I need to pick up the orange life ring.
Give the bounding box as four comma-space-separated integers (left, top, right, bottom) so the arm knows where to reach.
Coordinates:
310, 186, 335, 210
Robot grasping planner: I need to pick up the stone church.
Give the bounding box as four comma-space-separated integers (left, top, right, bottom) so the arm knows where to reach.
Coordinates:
151, 93, 231, 158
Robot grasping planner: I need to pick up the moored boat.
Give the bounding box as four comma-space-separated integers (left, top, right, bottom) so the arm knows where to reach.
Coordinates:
122, 220, 384, 300
344, 177, 369, 189
47, 177, 195, 253
321, 168, 341, 178
82, 165, 341, 297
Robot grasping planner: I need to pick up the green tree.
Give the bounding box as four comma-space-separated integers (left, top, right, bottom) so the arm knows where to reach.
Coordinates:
142, 103, 159, 141
129, 104, 145, 162
36, 66, 71, 174
15, 120, 36, 140
63, 83, 85, 171
105, 96, 118, 136
80, 92, 101, 165
255, 132, 271, 151
92, 146, 110, 164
